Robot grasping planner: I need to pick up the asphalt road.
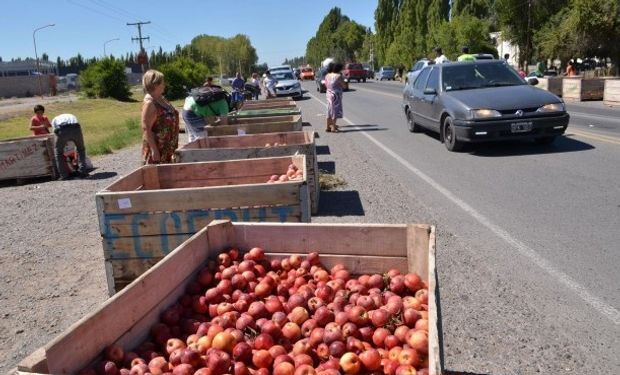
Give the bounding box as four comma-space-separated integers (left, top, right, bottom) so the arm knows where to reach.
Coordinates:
298, 80, 620, 374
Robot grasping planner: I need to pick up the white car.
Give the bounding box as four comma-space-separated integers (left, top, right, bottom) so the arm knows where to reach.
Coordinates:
406, 59, 431, 84
272, 71, 303, 99
268, 65, 293, 75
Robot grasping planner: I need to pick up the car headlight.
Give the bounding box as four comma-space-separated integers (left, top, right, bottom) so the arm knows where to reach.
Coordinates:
469, 109, 502, 119
537, 103, 565, 113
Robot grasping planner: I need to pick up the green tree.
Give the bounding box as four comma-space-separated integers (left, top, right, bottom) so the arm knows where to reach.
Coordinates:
157, 57, 209, 100
80, 58, 131, 101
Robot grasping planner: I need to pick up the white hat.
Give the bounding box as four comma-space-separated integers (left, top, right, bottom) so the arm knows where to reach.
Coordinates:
322, 58, 335, 68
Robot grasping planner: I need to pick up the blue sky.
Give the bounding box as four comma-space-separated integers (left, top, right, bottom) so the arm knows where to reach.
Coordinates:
2, 0, 376, 66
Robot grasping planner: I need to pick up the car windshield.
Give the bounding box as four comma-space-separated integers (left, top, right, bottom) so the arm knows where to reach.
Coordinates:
274, 72, 295, 80
442, 63, 524, 91
382, 67, 394, 71
302, 68, 313, 72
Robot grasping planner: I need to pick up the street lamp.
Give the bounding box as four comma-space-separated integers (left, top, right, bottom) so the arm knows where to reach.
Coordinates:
33, 23, 55, 98
104, 38, 120, 56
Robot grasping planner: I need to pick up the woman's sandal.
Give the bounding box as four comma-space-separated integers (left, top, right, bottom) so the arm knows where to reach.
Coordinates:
326, 128, 332, 132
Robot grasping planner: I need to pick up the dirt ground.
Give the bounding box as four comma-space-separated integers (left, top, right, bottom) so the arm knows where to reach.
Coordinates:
0, 145, 142, 373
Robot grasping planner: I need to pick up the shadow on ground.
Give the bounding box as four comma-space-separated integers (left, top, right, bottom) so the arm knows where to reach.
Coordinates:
317, 161, 335, 174
315, 190, 364, 216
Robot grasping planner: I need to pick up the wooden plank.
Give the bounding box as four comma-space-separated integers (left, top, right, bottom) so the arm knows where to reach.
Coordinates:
102, 168, 145, 192
230, 223, 410, 257
233, 108, 301, 118
158, 156, 304, 188
102, 206, 304, 237
141, 165, 160, 190
179, 131, 310, 151
41, 229, 213, 374
407, 224, 431, 280
225, 114, 300, 125
98, 182, 302, 214
107, 258, 162, 292
206, 121, 303, 137
425, 226, 441, 375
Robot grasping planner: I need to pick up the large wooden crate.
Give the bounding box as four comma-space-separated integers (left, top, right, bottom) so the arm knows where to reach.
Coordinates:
205, 114, 302, 137
537, 77, 563, 96
603, 79, 620, 106
0, 135, 57, 182
18, 220, 441, 375
241, 99, 297, 110
176, 131, 320, 214
562, 77, 605, 101
96, 155, 311, 294
233, 107, 302, 118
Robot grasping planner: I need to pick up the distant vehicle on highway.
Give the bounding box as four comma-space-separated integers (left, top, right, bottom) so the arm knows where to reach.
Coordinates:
272, 71, 303, 99
268, 65, 293, 75
343, 63, 367, 82
376, 66, 395, 80
402, 60, 569, 151
299, 67, 315, 81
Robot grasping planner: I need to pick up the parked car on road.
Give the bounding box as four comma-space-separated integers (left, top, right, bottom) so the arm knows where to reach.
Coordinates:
402, 60, 569, 151
362, 63, 373, 79
272, 71, 303, 99
376, 66, 395, 80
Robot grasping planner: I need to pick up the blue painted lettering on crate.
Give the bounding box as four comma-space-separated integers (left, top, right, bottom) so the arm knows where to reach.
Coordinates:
131, 213, 152, 258
273, 206, 293, 222
159, 212, 184, 254
103, 214, 129, 259
187, 210, 211, 233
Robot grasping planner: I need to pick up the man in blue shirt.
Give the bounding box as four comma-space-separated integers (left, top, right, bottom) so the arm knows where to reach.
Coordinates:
231, 73, 245, 109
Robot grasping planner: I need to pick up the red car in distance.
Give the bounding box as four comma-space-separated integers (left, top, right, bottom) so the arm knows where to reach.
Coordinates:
299, 67, 315, 81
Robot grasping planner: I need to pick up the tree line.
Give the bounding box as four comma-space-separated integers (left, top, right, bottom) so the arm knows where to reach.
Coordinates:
301, 2, 619, 74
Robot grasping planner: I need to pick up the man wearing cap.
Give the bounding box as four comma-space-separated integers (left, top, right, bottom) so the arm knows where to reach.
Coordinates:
457, 46, 476, 62
51, 113, 90, 180
434, 47, 450, 64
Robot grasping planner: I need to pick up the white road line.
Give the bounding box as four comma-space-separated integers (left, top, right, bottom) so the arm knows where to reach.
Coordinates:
309, 92, 620, 325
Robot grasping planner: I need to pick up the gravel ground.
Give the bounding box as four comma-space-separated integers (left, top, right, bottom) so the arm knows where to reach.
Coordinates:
1, 97, 437, 374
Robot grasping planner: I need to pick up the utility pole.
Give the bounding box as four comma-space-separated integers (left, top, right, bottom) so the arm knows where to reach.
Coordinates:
369, 43, 374, 73
127, 21, 150, 72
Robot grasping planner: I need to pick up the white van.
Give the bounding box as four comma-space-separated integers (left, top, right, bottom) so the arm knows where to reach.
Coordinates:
66, 73, 78, 89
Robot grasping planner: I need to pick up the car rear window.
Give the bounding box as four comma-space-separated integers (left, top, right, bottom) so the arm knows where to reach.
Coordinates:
382, 66, 394, 71
348, 64, 363, 70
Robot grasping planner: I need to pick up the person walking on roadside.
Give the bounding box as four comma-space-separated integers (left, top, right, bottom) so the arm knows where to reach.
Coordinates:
264, 72, 277, 99
50, 113, 90, 180
29, 104, 52, 135
565, 60, 577, 77
325, 62, 345, 133
433, 47, 450, 64
141, 69, 179, 165
250, 72, 261, 100
457, 46, 476, 62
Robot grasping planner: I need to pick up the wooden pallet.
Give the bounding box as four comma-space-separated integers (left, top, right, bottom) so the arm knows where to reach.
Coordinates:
0, 135, 57, 182
176, 131, 320, 214
18, 220, 441, 375
96, 155, 311, 294
241, 100, 297, 110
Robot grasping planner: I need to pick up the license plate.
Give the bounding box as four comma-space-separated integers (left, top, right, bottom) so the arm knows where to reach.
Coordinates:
510, 122, 533, 133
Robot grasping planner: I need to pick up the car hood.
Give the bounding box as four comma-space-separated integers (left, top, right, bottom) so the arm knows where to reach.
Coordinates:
446, 85, 562, 110
276, 79, 299, 87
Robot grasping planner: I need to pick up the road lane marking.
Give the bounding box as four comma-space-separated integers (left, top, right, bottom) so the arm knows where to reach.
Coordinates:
309, 92, 620, 325
350, 87, 620, 145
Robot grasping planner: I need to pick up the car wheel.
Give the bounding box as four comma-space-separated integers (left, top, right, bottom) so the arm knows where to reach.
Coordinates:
534, 136, 557, 145
442, 116, 464, 152
406, 109, 421, 133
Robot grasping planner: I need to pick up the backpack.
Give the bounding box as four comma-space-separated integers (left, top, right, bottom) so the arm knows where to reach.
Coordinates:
190, 86, 228, 106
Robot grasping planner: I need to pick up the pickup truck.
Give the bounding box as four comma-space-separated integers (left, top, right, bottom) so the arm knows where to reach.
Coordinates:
342, 63, 367, 82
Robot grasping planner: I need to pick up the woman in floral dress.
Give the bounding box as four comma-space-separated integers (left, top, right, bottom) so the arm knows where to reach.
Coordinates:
141, 69, 179, 164
325, 62, 345, 133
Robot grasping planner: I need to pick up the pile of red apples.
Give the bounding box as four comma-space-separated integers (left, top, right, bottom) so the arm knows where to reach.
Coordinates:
82, 248, 431, 375
266, 164, 303, 183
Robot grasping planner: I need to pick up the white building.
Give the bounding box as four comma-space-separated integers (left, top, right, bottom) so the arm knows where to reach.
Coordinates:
490, 31, 519, 67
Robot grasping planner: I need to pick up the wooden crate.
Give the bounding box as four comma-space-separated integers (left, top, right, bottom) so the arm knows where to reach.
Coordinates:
205, 114, 302, 137
176, 131, 320, 214
603, 79, 620, 106
241, 100, 297, 110
0, 135, 57, 182
536, 77, 563, 97
562, 77, 605, 101
18, 220, 441, 375
233, 107, 302, 118
225, 114, 301, 125
96, 155, 311, 294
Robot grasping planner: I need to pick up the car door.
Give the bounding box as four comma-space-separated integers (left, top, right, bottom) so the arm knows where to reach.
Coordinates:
409, 67, 432, 128
420, 67, 442, 132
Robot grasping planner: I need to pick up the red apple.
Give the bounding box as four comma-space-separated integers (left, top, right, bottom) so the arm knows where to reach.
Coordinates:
232, 341, 252, 363
252, 349, 273, 369
339, 352, 362, 374
359, 349, 382, 371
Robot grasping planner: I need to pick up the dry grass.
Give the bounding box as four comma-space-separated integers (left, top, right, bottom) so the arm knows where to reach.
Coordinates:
319, 171, 347, 190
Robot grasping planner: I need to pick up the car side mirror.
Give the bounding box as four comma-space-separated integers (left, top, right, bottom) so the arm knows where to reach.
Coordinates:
528, 78, 539, 86
423, 88, 437, 95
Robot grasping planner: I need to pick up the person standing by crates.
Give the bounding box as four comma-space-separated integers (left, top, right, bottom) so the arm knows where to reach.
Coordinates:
29, 104, 52, 135
50, 113, 90, 180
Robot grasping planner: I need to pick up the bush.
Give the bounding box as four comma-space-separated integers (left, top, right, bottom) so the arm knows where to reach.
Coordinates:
80, 58, 131, 101
158, 57, 209, 100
